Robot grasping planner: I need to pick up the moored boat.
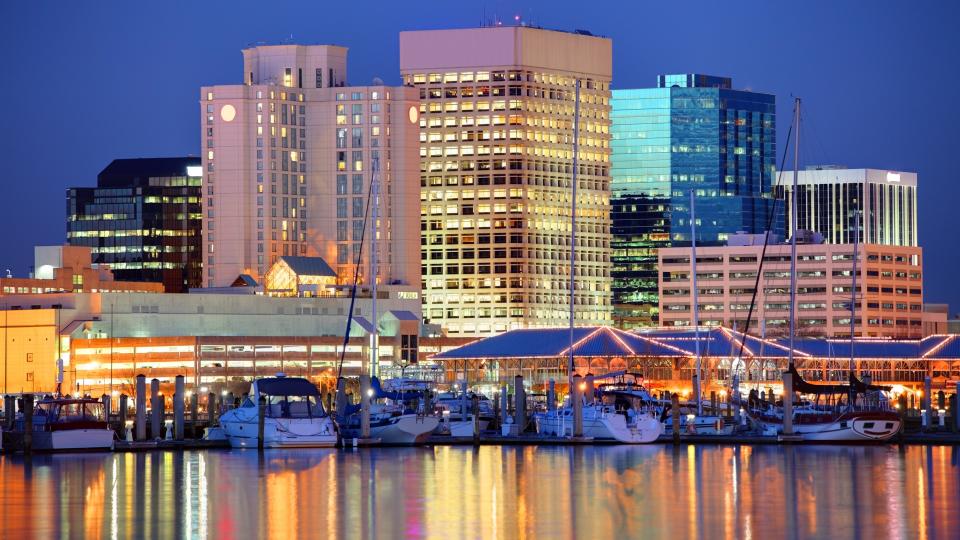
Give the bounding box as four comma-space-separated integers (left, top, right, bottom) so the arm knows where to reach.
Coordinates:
219, 375, 338, 448
535, 401, 662, 443
22, 398, 115, 452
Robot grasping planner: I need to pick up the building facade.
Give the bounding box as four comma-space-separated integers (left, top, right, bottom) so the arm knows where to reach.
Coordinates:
400, 26, 614, 336
657, 240, 925, 338
776, 167, 918, 247
1, 245, 163, 296
67, 157, 202, 292
611, 75, 778, 328
201, 44, 421, 290
0, 289, 464, 396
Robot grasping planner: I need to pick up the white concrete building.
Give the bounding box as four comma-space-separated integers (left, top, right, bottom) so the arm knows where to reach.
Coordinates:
776, 167, 918, 247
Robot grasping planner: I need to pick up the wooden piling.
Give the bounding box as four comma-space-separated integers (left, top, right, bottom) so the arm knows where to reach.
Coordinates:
953, 385, 959, 433
360, 375, 371, 439
101, 394, 112, 424
513, 375, 525, 432
710, 391, 717, 416
174, 375, 185, 441
22, 394, 34, 453
783, 370, 794, 436
499, 384, 508, 426
472, 394, 480, 444
584, 374, 594, 405
547, 379, 556, 412
207, 392, 216, 427
150, 379, 161, 440
572, 374, 583, 438
5, 395, 15, 429
118, 394, 128, 435
135, 375, 147, 441
257, 395, 266, 450
671, 393, 680, 445
190, 392, 198, 438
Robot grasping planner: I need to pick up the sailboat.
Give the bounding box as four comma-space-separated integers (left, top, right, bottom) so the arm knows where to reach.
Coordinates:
743, 98, 901, 442
534, 79, 661, 443
676, 190, 736, 436
337, 377, 439, 444
333, 157, 438, 445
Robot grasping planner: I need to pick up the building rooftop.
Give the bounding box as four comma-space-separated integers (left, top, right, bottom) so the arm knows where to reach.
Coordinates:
97, 157, 200, 188
432, 326, 960, 361
278, 256, 336, 278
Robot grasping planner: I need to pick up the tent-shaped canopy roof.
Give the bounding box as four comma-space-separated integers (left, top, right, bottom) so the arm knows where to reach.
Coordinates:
432, 326, 690, 360
432, 326, 960, 361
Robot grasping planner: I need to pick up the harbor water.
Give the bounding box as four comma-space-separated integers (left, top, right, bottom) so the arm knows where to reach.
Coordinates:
0, 445, 956, 538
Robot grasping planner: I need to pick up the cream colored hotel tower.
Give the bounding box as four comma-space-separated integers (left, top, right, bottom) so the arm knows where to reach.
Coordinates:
401, 26, 614, 336
200, 45, 421, 290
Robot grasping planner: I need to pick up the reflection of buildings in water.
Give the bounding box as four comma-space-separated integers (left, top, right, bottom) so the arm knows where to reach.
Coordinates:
0, 446, 956, 537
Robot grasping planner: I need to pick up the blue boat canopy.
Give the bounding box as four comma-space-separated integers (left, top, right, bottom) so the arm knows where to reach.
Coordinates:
256, 377, 320, 397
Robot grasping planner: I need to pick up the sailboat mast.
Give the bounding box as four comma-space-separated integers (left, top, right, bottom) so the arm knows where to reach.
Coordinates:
568, 79, 581, 389
690, 190, 702, 415
370, 156, 380, 378
848, 204, 859, 373
788, 97, 801, 368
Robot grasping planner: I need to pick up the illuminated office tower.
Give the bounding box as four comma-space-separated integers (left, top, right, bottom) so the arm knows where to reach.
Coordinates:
67, 157, 203, 292
200, 44, 421, 289
776, 167, 918, 247
611, 75, 778, 327
400, 26, 613, 336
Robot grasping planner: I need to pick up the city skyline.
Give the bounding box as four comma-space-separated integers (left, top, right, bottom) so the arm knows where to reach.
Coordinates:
1, 1, 958, 312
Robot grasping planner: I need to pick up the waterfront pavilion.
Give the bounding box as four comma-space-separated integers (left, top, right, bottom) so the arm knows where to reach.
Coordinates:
429, 326, 960, 394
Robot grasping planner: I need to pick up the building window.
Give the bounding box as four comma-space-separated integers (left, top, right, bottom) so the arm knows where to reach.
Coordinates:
26, 353, 33, 363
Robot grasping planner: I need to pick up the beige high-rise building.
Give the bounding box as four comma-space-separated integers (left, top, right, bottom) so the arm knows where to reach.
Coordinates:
400, 26, 614, 336
200, 45, 421, 290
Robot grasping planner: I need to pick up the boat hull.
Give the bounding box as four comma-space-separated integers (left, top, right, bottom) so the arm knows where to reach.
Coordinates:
221, 417, 338, 448
438, 418, 490, 437
536, 410, 661, 444
30, 429, 115, 451
662, 415, 735, 436
342, 415, 440, 445
749, 411, 901, 442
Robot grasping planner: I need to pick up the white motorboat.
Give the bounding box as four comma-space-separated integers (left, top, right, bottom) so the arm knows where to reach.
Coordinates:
22, 398, 115, 451
340, 403, 439, 445
535, 402, 662, 443
434, 392, 493, 434
220, 375, 337, 448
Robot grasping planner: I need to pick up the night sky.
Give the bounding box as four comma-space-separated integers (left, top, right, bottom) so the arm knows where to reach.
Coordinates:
2, 1, 957, 314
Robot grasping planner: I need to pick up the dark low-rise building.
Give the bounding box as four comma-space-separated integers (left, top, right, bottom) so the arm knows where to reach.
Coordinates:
67, 157, 202, 292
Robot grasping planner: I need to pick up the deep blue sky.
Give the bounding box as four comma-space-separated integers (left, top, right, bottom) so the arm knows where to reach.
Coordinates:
1, 1, 957, 313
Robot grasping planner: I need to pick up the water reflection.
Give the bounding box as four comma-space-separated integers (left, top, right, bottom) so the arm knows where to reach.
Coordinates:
0, 445, 956, 538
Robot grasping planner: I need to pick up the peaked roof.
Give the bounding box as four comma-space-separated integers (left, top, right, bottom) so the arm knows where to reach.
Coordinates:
278, 256, 336, 277
432, 326, 689, 360
431, 325, 960, 361
386, 310, 419, 321
231, 274, 259, 287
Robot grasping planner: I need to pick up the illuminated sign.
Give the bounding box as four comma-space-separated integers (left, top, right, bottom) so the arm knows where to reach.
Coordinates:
886, 172, 901, 182
397, 291, 419, 300
186, 166, 202, 177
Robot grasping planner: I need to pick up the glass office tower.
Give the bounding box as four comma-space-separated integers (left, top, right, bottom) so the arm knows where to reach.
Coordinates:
67, 157, 203, 292
611, 74, 778, 327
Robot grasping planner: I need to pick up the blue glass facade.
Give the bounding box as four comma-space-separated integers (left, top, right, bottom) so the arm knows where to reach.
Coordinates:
611, 74, 778, 327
